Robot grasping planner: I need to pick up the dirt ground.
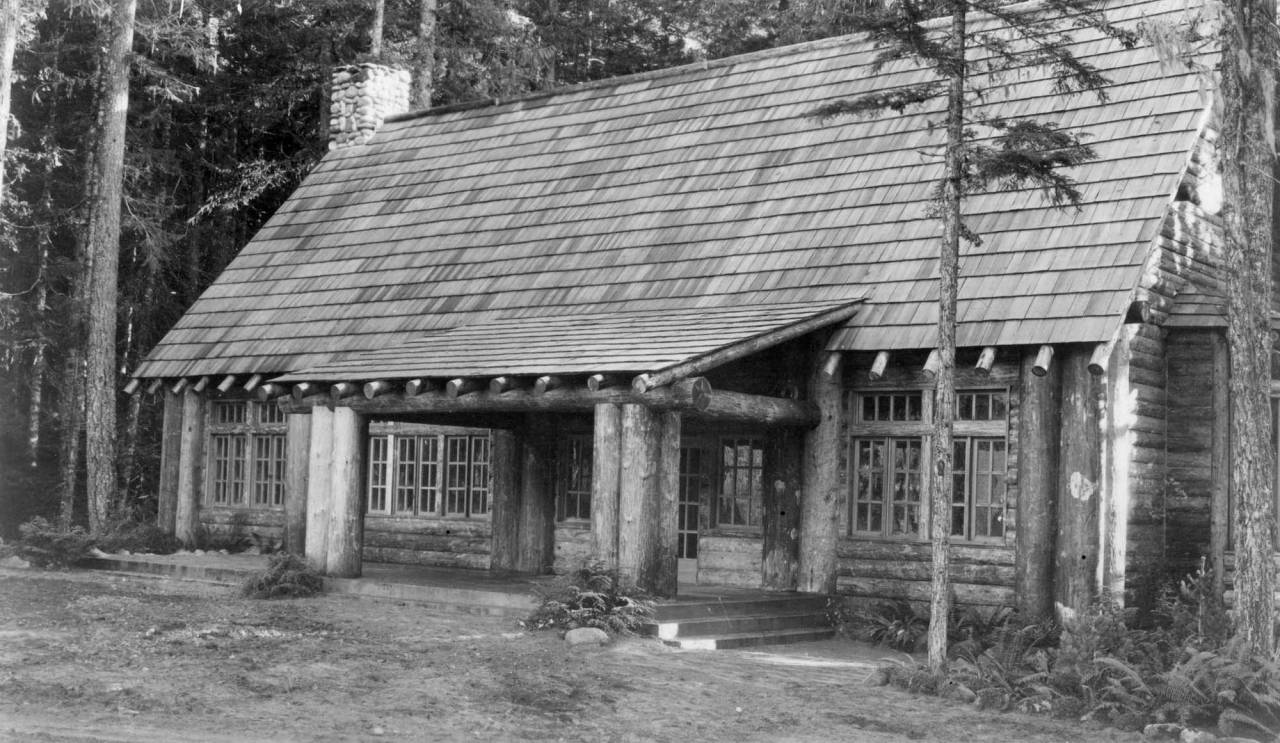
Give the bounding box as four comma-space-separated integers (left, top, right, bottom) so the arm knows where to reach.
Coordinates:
0, 569, 1140, 743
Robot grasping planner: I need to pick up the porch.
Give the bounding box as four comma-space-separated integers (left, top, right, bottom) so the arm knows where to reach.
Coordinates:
78, 552, 834, 647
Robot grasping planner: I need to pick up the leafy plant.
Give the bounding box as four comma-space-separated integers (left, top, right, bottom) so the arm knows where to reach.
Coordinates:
239, 553, 324, 599
856, 600, 929, 652
524, 562, 654, 636
15, 517, 94, 568
96, 519, 181, 555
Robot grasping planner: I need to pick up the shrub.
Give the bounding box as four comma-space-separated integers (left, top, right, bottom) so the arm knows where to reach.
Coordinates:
856, 600, 929, 652
16, 517, 94, 568
524, 562, 655, 635
239, 553, 324, 599
97, 520, 182, 555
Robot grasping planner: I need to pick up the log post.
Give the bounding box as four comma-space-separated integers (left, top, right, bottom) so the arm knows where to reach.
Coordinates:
325, 406, 364, 578
617, 404, 659, 591
591, 403, 623, 568
653, 411, 681, 597
517, 419, 555, 573
799, 350, 843, 593
305, 406, 334, 568
1016, 346, 1061, 621
1055, 347, 1102, 618
156, 389, 183, 534
1101, 328, 1134, 605
489, 428, 522, 572
284, 412, 312, 555
762, 427, 804, 590
174, 389, 206, 546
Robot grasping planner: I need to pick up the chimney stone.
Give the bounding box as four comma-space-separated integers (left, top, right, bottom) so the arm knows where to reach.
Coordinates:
328, 63, 411, 150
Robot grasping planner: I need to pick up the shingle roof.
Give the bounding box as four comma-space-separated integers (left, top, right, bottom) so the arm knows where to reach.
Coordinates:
135, 0, 1210, 380
272, 299, 862, 380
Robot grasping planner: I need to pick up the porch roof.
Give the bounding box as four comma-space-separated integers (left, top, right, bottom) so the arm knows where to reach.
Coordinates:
271, 299, 861, 382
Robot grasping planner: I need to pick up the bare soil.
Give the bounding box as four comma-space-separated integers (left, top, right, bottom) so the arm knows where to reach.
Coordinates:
0, 569, 1138, 742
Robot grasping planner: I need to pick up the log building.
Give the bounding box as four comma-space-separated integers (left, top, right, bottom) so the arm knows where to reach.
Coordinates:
132, 0, 1262, 618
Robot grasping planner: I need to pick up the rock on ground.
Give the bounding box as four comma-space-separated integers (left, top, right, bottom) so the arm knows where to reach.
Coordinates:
564, 627, 609, 647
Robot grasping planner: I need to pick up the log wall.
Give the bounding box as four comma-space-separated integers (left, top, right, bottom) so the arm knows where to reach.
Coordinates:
1165, 329, 1220, 575
698, 534, 764, 587
554, 523, 592, 573
200, 507, 285, 545
362, 516, 492, 569
1122, 324, 1169, 609
832, 350, 1020, 609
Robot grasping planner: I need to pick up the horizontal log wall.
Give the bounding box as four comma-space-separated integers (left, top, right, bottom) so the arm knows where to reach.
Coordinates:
698, 534, 763, 587
1164, 330, 1218, 575
362, 516, 491, 569
200, 507, 285, 545
834, 350, 1021, 610
835, 541, 1016, 608
553, 523, 592, 573
1124, 325, 1168, 609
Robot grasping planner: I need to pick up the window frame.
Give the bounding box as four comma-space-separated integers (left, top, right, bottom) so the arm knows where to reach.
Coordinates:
846, 387, 1010, 543
712, 436, 766, 531
205, 399, 287, 510
365, 423, 491, 520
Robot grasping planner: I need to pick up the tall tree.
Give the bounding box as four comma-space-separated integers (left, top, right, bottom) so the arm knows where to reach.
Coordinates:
0, 0, 17, 200
813, 0, 1133, 673
80, 0, 138, 532
413, 0, 436, 108
1219, 0, 1276, 655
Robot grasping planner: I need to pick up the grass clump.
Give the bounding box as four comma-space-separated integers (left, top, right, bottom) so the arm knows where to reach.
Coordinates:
239, 553, 324, 599
524, 561, 655, 635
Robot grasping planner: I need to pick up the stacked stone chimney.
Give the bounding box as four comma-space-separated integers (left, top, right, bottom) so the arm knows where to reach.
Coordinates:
328, 63, 411, 150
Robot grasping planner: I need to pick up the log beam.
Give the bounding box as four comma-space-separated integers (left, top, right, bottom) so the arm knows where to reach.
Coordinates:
489, 376, 525, 394
216, 374, 236, 393
405, 378, 435, 396
922, 348, 942, 379
146, 379, 163, 395
280, 379, 817, 426
975, 346, 996, 375
123, 378, 140, 395
363, 380, 392, 399
192, 375, 211, 393
171, 378, 188, 395
446, 377, 481, 398
291, 382, 318, 402
243, 373, 264, 393
1032, 345, 1054, 377
256, 383, 287, 401
533, 375, 565, 395
330, 382, 360, 401
587, 373, 623, 391
1016, 346, 1061, 621
869, 351, 890, 381
1087, 341, 1113, 376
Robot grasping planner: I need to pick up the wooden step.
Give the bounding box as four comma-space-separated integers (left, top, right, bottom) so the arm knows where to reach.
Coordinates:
656, 610, 831, 640
655, 594, 829, 621
666, 627, 837, 650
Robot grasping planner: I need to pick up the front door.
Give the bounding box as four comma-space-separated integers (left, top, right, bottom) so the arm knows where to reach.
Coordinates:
677, 445, 708, 584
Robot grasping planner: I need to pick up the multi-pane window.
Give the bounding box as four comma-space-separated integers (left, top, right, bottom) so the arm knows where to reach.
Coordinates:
366, 431, 490, 518
848, 389, 1008, 542
557, 436, 593, 522
716, 438, 764, 528
207, 401, 286, 509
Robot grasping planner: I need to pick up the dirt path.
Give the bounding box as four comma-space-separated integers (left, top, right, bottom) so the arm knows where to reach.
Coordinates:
0, 570, 1137, 742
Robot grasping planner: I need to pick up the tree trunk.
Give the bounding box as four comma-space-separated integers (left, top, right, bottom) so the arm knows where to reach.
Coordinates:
26, 227, 50, 468
489, 428, 522, 571
156, 390, 182, 534
82, 0, 138, 533
762, 428, 804, 590
1220, 0, 1277, 656
591, 403, 622, 567
325, 407, 364, 578
1055, 348, 1101, 618
370, 0, 385, 60
56, 353, 85, 530
928, 0, 966, 676
284, 413, 312, 555
0, 0, 17, 200
412, 0, 437, 109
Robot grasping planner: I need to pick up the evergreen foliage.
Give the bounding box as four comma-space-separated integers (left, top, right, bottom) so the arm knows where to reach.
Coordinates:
239, 552, 324, 599
524, 562, 655, 636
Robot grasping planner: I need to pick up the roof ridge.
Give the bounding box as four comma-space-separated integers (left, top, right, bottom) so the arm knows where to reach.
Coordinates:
384, 0, 1151, 126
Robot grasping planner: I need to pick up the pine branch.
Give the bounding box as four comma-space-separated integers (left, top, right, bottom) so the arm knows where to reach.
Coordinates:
810, 82, 942, 118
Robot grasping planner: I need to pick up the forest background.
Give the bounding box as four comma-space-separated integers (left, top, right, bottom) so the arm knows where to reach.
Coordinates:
0, 0, 875, 536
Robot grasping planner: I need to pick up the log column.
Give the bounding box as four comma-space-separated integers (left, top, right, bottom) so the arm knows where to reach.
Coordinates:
305, 406, 334, 567
283, 412, 312, 555
591, 403, 623, 568
489, 428, 522, 572
1055, 347, 1102, 618
616, 404, 680, 596
516, 417, 555, 574
1016, 347, 1061, 621
325, 407, 365, 578
174, 389, 206, 546
798, 352, 843, 594
156, 389, 183, 535
763, 427, 804, 590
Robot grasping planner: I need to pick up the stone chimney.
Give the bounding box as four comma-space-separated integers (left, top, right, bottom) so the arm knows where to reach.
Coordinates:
328, 63, 411, 150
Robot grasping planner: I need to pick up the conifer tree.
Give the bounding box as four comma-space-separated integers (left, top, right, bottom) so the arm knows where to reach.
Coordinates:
813, 0, 1135, 673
